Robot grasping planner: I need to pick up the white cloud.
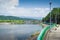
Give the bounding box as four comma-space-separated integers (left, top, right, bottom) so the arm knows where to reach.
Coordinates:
0, 0, 50, 18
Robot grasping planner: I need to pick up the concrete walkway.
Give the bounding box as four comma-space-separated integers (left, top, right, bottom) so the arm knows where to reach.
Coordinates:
46, 25, 60, 40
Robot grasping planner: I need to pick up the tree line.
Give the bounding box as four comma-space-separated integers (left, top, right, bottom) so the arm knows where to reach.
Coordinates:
42, 8, 60, 24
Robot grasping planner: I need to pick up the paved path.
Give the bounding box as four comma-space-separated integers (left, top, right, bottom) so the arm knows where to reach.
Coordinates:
46, 25, 60, 40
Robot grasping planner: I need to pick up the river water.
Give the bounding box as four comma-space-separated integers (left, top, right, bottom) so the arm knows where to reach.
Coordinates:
0, 24, 42, 40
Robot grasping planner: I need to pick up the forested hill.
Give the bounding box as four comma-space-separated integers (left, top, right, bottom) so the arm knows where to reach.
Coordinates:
42, 8, 60, 24
0, 15, 39, 20
0, 15, 41, 24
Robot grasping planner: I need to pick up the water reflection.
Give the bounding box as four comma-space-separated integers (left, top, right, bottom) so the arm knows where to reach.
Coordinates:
0, 24, 42, 40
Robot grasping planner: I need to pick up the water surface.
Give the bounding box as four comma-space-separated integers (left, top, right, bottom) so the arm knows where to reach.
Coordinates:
0, 24, 42, 40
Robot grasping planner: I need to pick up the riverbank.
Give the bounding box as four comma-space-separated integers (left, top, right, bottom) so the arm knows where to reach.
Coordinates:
41, 23, 49, 28
27, 23, 49, 40
27, 32, 40, 40
0, 22, 11, 24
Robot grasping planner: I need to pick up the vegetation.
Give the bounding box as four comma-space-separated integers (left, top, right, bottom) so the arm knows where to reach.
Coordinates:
27, 32, 40, 40
0, 20, 24, 24
0, 15, 40, 24
42, 8, 60, 24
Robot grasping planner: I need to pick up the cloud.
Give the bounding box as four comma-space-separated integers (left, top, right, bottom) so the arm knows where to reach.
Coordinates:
0, 0, 50, 18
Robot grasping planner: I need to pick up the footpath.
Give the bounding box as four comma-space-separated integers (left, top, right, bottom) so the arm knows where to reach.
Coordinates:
46, 25, 60, 40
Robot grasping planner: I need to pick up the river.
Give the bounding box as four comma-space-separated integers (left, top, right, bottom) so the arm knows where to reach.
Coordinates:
0, 24, 42, 40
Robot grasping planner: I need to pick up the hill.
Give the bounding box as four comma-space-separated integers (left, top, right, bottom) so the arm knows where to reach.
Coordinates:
0, 15, 39, 20
0, 15, 41, 24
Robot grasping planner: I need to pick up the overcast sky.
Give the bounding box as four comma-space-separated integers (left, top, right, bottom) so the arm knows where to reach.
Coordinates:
0, 0, 60, 18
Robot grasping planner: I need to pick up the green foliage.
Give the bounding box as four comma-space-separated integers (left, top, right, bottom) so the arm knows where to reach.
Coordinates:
0, 20, 24, 24
0, 15, 40, 24
42, 8, 60, 24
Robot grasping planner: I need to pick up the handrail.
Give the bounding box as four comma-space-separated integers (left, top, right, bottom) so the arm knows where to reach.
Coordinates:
37, 24, 56, 40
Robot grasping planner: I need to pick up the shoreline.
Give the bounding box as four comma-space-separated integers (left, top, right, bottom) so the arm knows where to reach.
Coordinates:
0, 22, 11, 24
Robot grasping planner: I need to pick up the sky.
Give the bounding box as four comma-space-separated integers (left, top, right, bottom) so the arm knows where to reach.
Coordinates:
0, 0, 60, 18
